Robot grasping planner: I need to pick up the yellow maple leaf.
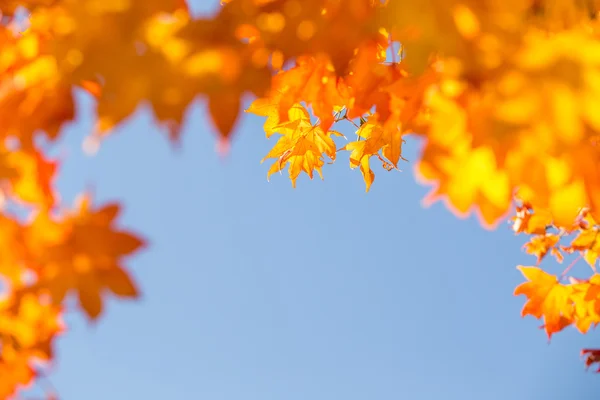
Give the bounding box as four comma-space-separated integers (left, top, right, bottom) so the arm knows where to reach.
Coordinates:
417, 144, 511, 228
341, 116, 405, 192
0, 293, 63, 360
261, 104, 341, 187
342, 121, 384, 192
246, 95, 286, 138
570, 275, 600, 334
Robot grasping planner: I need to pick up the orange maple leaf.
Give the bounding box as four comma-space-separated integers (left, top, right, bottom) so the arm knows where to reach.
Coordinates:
512, 204, 553, 235
0, 352, 34, 400
0, 293, 63, 399
514, 266, 574, 338
256, 55, 349, 133
0, 25, 75, 146
4, 147, 58, 208
344, 39, 404, 121
21, 195, 146, 320
523, 234, 563, 264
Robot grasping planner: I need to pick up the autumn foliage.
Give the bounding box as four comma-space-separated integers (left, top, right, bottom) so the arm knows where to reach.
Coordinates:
2, 0, 600, 397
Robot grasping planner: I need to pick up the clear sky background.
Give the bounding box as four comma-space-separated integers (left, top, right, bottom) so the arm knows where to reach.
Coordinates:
25, 1, 600, 399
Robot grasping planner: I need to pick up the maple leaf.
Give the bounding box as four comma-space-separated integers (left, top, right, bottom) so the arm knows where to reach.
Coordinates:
581, 349, 600, 373
0, 352, 34, 400
569, 275, 600, 334
0, 144, 59, 209
384, 64, 437, 133
249, 55, 349, 133
341, 117, 405, 192
523, 234, 562, 264
0, 25, 75, 147
21, 195, 146, 320
261, 104, 341, 187
514, 266, 574, 338
0, 293, 64, 360
512, 204, 553, 235
570, 229, 600, 252
0, 293, 63, 399
565, 228, 600, 270
3, 147, 58, 208
413, 84, 517, 228
417, 144, 512, 228
343, 37, 398, 121
246, 96, 283, 138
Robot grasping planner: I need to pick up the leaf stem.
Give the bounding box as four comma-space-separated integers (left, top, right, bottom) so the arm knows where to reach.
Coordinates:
560, 254, 582, 281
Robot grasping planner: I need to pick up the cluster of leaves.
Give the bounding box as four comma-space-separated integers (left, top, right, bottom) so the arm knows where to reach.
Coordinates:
512, 205, 600, 370
0, 3, 148, 397
243, 0, 600, 375
1, 0, 600, 397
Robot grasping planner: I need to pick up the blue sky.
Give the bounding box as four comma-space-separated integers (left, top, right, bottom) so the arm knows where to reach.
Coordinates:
23, 1, 600, 399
